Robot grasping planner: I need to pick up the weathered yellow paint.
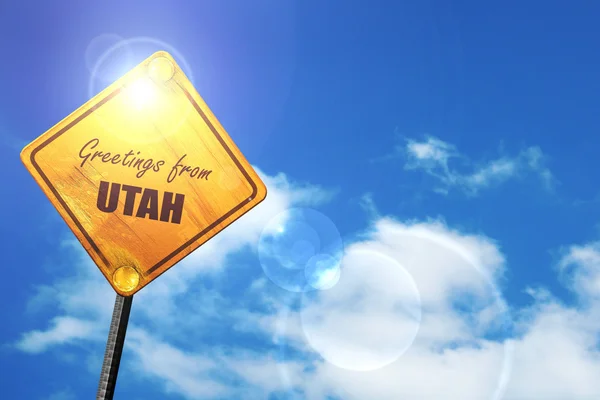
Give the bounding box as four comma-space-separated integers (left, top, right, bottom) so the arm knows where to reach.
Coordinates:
20, 51, 267, 296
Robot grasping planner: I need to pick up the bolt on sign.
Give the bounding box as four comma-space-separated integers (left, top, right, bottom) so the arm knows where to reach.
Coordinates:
21, 51, 267, 296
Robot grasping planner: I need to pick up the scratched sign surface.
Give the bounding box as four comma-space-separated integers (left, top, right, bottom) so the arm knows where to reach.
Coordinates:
21, 51, 267, 296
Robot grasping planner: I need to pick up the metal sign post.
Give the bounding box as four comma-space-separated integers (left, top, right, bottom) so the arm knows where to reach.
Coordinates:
96, 295, 133, 400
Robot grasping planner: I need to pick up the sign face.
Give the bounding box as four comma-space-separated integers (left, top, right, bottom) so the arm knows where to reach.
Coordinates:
21, 51, 267, 296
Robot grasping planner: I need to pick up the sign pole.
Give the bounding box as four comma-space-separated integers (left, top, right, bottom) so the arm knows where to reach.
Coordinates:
96, 294, 133, 400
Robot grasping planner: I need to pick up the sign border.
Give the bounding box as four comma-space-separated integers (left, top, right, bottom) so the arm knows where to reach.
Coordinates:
28, 81, 259, 277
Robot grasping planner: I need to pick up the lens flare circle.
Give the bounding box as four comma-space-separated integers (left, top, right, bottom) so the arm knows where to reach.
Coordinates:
304, 254, 341, 290
258, 208, 344, 293
300, 248, 422, 372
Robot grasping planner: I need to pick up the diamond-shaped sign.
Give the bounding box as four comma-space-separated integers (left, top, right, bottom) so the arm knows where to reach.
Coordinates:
21, 51, 267, 296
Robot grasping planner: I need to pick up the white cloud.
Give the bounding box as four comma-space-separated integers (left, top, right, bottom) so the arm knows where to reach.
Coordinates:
558, 241, 600, 300
126, 328, 230, 399
406, 136, 458, 167
47, 388, 76, 400
222, 352, 307, 394
503, 301, 600, 400
126, 328, 309, 399
358, 192, 380, 220
401, 135, 556, 195
16, 316, 100, 354
267, 171, 338, 206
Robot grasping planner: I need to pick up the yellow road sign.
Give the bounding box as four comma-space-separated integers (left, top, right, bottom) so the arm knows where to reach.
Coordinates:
21, 51, 267, 296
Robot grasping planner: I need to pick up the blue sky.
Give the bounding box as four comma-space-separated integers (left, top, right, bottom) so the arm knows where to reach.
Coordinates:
2, 1, 600, 399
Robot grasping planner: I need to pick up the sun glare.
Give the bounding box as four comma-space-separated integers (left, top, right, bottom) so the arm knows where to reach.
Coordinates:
125, 77, 156, 109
